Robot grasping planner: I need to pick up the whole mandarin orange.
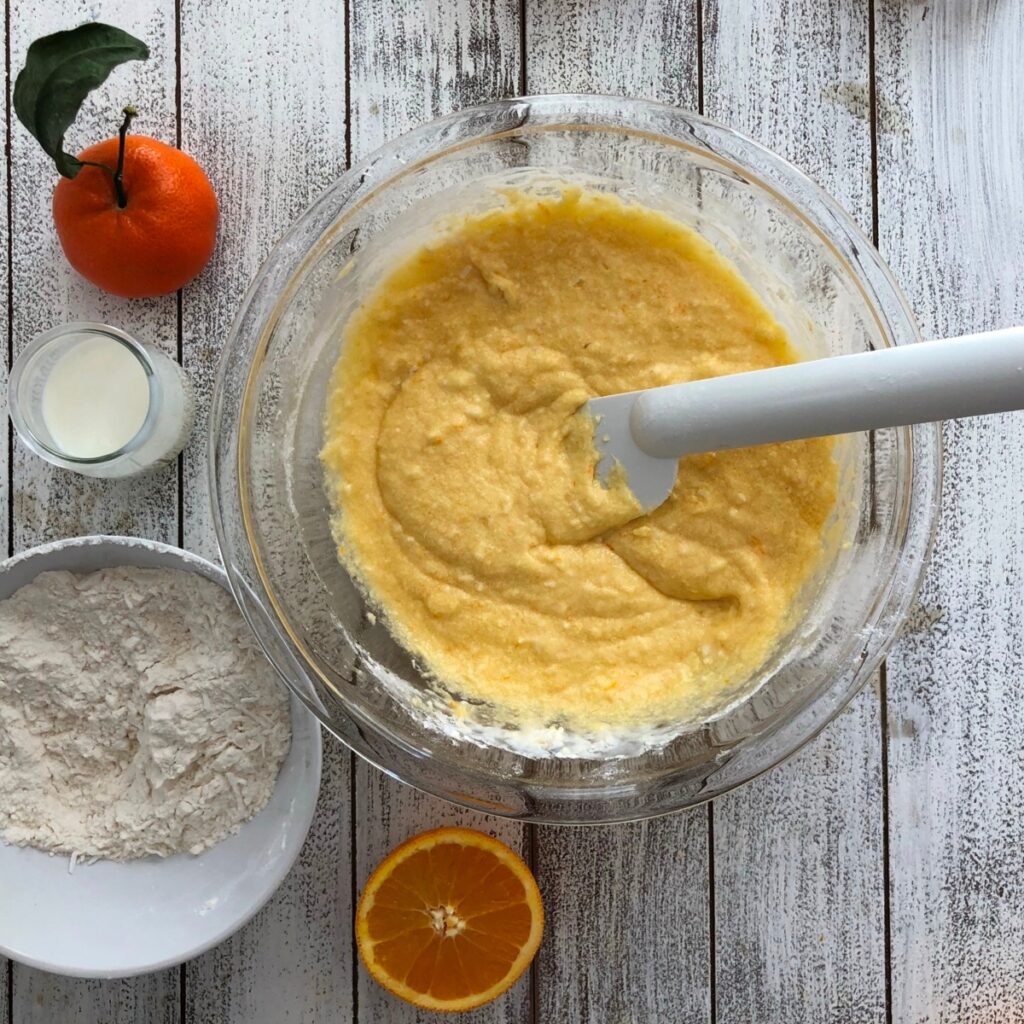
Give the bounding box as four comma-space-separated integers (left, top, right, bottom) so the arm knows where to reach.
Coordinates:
52, 134, 218, 298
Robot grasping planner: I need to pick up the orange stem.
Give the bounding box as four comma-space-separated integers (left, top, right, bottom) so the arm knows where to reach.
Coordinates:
113, 106, 136, 208
75, 107, 136, 206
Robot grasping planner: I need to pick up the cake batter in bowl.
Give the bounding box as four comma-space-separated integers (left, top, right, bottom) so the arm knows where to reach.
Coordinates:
321, 187, 840, 735
210, 95, 940, 822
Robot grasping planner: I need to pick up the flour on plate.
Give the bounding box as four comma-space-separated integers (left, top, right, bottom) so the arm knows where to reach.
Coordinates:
0, 567, 291, 863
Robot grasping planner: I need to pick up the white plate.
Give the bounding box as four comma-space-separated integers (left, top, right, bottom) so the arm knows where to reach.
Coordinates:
0, 535, 323, 978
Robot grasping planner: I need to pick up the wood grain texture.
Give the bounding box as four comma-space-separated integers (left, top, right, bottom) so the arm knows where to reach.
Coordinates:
2, 0, 10, 1007
702, 1, 887, 1021
4, 3, 1023, 1023
8, 0, 179, 552
1, 0, 11, 557
7, 2, 181, 1021
876, 1, 1024, 1021
179, 0, 348, 561
704, 0, 874, 235
714, 691, 886, 1023
185, 740, 353, 1024
351, 0, 520, 156
524, 5, 709, 1023
10, 976, 177, 1024
178, 1, 350, 1021
533, 815, 710, 1024
526, 0, 698, 105
347, 2, 526, 1020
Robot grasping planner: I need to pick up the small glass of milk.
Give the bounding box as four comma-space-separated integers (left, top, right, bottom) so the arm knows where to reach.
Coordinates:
8, 323, 195, 478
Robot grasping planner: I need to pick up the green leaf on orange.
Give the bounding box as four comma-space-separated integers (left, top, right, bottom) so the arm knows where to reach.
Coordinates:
13, 21, 149, 179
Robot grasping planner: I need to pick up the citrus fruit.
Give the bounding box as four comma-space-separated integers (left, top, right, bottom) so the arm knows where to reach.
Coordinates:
355, 827, 544, 1012
52, 134, 218, 298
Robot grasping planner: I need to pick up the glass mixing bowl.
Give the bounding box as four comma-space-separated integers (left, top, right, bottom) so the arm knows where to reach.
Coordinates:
210, 95, 940, 823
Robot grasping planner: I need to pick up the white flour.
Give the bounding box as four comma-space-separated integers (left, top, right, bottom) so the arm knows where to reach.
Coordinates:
0, 566, 291, 862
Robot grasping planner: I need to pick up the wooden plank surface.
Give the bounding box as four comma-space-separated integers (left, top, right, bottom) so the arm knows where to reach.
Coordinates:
1, 0, 11, 554
702, 1, 888, 1020
525, 0, 697, 102
177, 1, 351, 1020
533, 815, 710, 1023
877, 1, 1024, 1022
9, 978, 178, 1024
6, 2, 181, 1021
2, 0, 10, 1011
184, 742, 352, 1024
179, 0, 348, 563
714, 694, 886, 1023
351, 0, 520, 156
523, 5, 711, 1023
346, 2, 529, 1020
3, 1, 1024, 1021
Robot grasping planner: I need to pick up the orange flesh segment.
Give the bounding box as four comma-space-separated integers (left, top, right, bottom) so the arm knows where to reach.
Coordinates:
356, 827, 544, 1011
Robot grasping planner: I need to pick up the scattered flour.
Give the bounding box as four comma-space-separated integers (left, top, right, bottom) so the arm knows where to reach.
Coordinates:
0, 566, 291, 862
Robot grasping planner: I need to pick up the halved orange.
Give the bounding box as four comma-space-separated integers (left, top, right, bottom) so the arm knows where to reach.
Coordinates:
355, 826, 544, 1012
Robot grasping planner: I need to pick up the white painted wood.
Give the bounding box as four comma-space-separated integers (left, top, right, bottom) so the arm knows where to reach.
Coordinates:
347, 2, 528, 1021
702, 1, 888, 1020
8, 0, 179, 553
525, 0, 697, 104
715, 691, 886, 1022
178, 2, 351, 1021
1, 0, 9, 1009
4, 2, 1023, 1022
0, 0, 10, 558
704, 0, 875, 240
185, 741, 353, 1024
179, 0, 348, 563
9, 977, 178, 1024
524, 5, 710, 1022
533, 815, 710, 1023
877, 1, 1024, 1021
351, 0, 521, 157
7, 2, 181, 1021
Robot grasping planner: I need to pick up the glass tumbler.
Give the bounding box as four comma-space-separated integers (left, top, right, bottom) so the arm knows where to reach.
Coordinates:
9, 322, 195, 479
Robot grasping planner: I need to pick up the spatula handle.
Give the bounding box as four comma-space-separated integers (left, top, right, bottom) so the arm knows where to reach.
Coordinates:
631, 327, 1024, 459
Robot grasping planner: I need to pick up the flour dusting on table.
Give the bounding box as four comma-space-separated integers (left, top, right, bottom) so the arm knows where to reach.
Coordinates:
0, 567, 291, 862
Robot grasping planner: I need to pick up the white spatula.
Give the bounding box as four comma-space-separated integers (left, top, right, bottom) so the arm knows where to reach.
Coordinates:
585, 326, 1024, 511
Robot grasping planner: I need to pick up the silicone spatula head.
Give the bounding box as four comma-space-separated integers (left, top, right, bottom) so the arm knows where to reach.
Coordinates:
584, 390, 679, 512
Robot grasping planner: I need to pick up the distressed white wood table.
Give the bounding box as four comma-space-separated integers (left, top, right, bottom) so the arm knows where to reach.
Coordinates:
3, 0, 1022, 1021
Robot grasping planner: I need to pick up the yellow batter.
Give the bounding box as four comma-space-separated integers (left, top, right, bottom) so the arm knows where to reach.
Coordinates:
321, 189, 836, 729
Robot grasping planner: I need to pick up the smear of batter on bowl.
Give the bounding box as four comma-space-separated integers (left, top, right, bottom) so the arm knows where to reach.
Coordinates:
320, 187, 837, 730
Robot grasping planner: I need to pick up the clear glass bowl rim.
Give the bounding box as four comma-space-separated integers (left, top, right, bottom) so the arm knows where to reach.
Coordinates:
210, 94, 942, 823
